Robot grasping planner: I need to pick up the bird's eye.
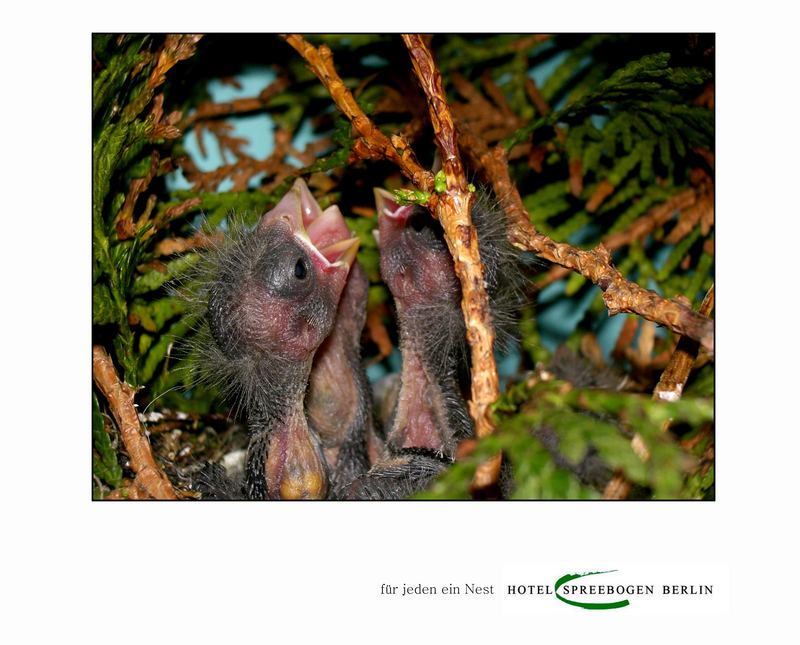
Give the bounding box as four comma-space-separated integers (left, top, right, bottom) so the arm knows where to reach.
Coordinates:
294, 258, 307, 279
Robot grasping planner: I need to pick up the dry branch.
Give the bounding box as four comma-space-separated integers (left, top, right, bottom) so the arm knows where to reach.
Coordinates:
176, 121, 322, 194
113, 150, 160, 240
283, 35, 433, 191
154, 230, 223, 257
403, 33, 499, 439
524, 77, 551, 116
481, 71, 517, 122
457, 135, 714, 354
148, 35, 203, 90
93, 345, 177, 500
603, 472, 632, 500
180, 77, 290, 129
154, 197, 203, 230
451, 72, 521, 145
653, 285, 715, 404
586, 179, 614, 212
538, 240, 712, 353
148, 93, 183, 142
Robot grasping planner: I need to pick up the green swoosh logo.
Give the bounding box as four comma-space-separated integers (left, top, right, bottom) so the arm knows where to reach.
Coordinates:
554, 570, 630, 610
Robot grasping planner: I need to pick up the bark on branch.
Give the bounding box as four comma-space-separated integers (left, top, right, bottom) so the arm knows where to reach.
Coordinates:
92, 345, 177, 500
653, 285, 715, 403
285, 34, 501, 438
284, 34, 713, 441
402, 34, 499, 439
604, 287, 714, 500
283, 35, 433, 191
457, 132, 714, 355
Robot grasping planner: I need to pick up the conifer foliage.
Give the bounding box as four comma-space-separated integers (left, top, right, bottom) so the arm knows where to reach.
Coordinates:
92, 34, 714, 500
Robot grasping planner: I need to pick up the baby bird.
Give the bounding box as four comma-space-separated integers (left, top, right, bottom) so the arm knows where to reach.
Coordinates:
305, 259, 383, 496
192, 179, 359, 499
346, 188, 523, 499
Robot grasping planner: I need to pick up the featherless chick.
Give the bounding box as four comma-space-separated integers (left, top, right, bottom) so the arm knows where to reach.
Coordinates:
185, 179, 360, 499
346, 188, 525, 499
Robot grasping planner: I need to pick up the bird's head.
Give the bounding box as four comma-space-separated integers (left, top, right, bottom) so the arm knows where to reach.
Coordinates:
373, 188, 460, 314
207, 179, 360, 365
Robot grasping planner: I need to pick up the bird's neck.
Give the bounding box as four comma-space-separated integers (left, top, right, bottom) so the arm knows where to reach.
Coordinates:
244, 357, 328, 500
248, 358, 311, 425
387, 312, 473, 458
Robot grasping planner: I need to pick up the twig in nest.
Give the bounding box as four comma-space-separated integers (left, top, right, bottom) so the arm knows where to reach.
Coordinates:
92, 345, 177, 500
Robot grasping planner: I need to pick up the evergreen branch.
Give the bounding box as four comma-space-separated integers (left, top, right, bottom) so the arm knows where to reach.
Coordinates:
456, 130, 714, 355
608, 281, 713, 501
436, 34, 551, 73
503, 51, 711, 153
540, 188, 698, 286
92, 393, 123, 492
92, 37, 147, 120
92, 345, 177, 499
113, 151, 160, 240
524, 76, 551, 116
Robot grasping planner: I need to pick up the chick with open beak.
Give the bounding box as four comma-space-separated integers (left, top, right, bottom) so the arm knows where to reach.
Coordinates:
344, 190, 472, 499
204, 178, 359, 499
345, 186, 524, 499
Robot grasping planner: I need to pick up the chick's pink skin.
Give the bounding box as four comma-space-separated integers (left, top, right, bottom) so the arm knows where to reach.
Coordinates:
243, 179, 359, 499
375, 189, 459, 311
374, 188, 462, 455
236, 180, 359, 362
